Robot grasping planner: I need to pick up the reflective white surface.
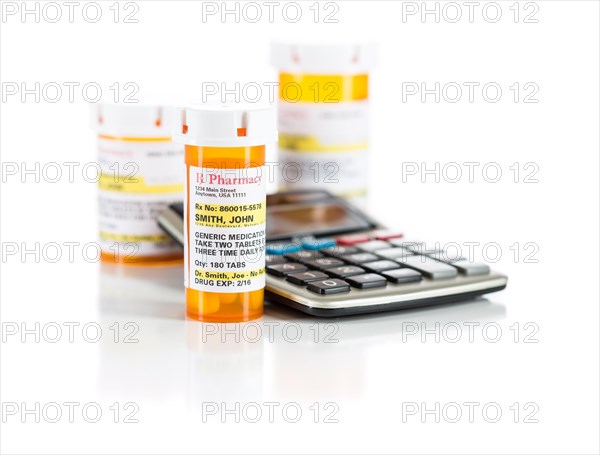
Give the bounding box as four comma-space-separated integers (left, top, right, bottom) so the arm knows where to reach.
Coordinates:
2, 238, 598, 454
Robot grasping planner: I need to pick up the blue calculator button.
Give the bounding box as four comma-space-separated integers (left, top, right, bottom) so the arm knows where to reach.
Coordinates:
266, 243, 302, 255
301, 238, 336, 250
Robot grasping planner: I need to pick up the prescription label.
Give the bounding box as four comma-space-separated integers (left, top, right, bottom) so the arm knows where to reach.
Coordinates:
185, 165, 266, 293
278, 100, 369, 206
97, 138, 184, 257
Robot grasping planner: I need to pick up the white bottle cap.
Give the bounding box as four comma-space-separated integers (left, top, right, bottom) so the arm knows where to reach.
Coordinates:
174, 105, 277, 147
91, 103, 176, 138
271, 42, 377, 74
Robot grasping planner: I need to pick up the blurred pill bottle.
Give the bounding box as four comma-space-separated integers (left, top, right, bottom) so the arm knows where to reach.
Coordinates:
271, 42, 377, 207
174, 105, 276, 322
91, 104, 184, 266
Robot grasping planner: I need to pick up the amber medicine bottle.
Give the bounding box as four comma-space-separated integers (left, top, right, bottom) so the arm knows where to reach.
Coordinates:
271, 42, 377, 207
91, 104, 184, 265
175, 105, 276, 322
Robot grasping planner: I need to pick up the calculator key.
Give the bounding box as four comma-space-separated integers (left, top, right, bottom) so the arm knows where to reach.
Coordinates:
336, 234, 371, 246
307, 279, 351, 295
373, 231, 404, 241
362, 260, 400, 273
266, 254, 288, 265
266, 262, 308, 277
303, 258, 346, 270
381, 268, 423, 284
375, 247, 414, 260
396, 255, 458, 280
345, 273, 388, 289
388, 239, 424, 249
427, 251, 465, 263
266, 242, 301, 255
451, 260, 490, 276
405, 243, 443, 255
301, 237, 336, 250
284, 250, 324, 262
355, 240, 391, 252
320, 245, 360, 257
341, 252, 380, 264
286, 270, 329, 285
326, 265, 366, 278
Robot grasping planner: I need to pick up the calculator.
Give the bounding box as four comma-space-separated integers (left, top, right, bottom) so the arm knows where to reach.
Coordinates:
158, 190, 507, 317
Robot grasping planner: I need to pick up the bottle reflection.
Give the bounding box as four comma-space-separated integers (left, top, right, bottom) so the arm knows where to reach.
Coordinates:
97, 263, 505, 408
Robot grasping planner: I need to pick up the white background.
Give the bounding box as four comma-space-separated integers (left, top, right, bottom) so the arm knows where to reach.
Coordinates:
1, 1, 599, 454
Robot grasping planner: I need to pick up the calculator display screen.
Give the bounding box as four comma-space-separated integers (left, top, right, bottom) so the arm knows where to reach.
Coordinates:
266, 197, 374, 240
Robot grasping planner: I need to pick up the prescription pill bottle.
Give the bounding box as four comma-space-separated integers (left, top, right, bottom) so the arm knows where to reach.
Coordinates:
91, 104, 184, 265
271, 42, 377, 207
174, 105, 276, 322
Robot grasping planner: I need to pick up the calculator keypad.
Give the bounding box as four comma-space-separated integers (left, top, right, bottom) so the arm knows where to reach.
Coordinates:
266, 231, 491, 296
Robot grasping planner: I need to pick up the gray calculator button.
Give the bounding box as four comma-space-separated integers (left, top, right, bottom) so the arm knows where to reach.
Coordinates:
396, 255, 458, 280
375, 247, 414, 260
345, 273, 388, 289
284, 250, 324, 262
266, 262, 308, 277
362, 260, 400, 273
381, 268, 423, 284
307, 279, 351, 295
427, 252, 465, 263
286, 270, 329, 285
355, 240, 390, 252
266, 254, 288, 265
406, 243, 443, 255
341, 253, 380, 264
320, 245, 360, 257
303, 258, 345, 270
451, 260, 490, 276
327, 265, 366, 278
388, 239, 424, 249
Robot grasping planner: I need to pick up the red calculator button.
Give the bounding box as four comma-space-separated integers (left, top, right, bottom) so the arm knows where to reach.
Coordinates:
374, 231, 404, 241
337, 235, 371, 246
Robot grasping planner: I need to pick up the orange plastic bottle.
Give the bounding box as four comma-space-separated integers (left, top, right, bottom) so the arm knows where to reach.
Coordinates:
271, 42, 377, 207
91, 104, 184, 266
175, 105, 276, 322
